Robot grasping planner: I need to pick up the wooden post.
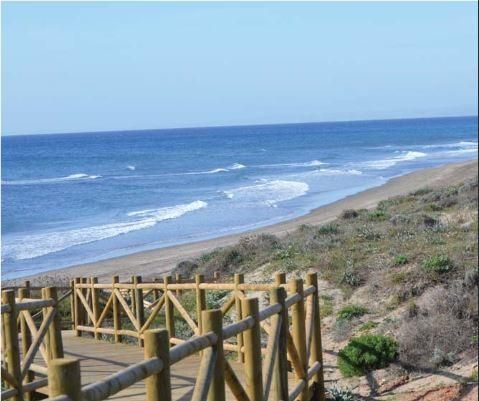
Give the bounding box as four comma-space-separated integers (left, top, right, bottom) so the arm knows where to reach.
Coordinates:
70, 280, 76, 330
271, 287, 288, 401
195, 274, 206, 335
241, 297, 263, 401
234, 273, 244, 363
274, 272, 286, 286
112, 276, 122, 343
131, 276, 137, 319
306, 273, 325, 401
74, 278, 82, 337
81, 278, 88, 325
290, 279, 308, 401
2, 290, 23, 401
144, 330, 171, 401
18, 287, 34, 401
91, 277, 100, 340
134, 276, 145, 347
41, 288, 51, 360
153, 278, 160, 302
45, 287, 64, 359
175, 274, 182, 298
213, 271, 221, 283
202, 309, 225, 401
1, 299, 7, 356
48, 358, 81, 401
164, 276, 175, 342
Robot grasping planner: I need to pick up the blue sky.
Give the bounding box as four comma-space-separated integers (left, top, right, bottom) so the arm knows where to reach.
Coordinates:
2, 1, 478, 135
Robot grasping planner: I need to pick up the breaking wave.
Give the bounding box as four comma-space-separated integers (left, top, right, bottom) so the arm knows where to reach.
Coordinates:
258, 160, 327, 168
2, 173, 101, 185
2, 200, 207, 261
360, 151, 427, 170
224, 180, 309, 207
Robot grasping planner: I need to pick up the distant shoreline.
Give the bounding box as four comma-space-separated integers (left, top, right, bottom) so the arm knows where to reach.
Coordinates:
4, 159, 477, 286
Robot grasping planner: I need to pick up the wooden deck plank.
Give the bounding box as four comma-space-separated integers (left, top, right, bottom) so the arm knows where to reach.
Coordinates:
33, 331, 297, 401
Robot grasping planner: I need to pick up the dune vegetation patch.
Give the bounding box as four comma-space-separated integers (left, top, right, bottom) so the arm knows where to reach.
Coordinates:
174, 176, 478, 377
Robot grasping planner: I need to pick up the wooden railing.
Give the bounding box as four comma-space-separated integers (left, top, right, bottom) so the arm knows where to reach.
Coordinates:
1, 272, 326, 401
51, 272, 325, 401
1, 286, 67, 401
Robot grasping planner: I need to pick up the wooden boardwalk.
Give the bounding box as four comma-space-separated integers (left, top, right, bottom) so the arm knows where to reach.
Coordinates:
38, 331, 249, 401
3, 273, 326, 401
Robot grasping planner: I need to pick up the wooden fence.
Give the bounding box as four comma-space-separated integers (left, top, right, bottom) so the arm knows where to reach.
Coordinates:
1, 285, 70, 401
2, 272, 326, 401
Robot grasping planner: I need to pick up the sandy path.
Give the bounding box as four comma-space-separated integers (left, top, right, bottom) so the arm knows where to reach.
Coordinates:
5, 160, 477, 285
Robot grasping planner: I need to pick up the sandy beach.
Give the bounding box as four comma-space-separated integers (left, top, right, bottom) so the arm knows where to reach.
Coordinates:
5, 160, 477, 286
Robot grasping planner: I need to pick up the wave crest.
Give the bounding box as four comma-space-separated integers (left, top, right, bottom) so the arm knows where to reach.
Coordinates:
2, 200, 207, 261
229, 163, 246, 170
361, 151, 427, 170
2, 173, 101, 185
224, 180, 309, 207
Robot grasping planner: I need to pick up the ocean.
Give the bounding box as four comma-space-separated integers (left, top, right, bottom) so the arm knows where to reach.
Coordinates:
1, 116, 478, 279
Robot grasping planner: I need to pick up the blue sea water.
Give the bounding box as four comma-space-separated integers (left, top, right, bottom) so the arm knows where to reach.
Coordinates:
1, 116, 478, 279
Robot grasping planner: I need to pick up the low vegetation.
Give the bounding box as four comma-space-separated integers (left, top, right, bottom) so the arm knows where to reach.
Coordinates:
328, 386, 356, 401
337, 304, 368, 320
174, 176, 478, 377
337, 334, 398, 377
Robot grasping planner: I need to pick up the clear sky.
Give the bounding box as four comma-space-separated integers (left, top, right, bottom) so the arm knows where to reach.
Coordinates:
2, 1, 478, 135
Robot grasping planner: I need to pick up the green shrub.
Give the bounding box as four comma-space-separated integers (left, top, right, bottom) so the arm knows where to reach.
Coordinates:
317, 224, 339, 235
411, 187, 433, 196
341, 268, 361, 287
393, 255, 408, 266
206, 290, 229, 309
338, 334, 398, 377
274, 245, 297, 260
359, 321, 379, 332
356, 225, 381, 241
337, 304, 368, 320
328, 386, 356, 401
422, 255, 454, 273
367, 210, 387, 221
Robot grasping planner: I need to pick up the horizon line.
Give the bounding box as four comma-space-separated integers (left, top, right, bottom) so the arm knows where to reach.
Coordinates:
3, 114, 478, 138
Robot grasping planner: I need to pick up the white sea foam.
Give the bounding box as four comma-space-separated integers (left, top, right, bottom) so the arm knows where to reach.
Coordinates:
182, 164, 247, 175
224, 180, 309, 206
1, 173, 101, 185
312, 168, 363, 176
258, 160, 327, 168
422, 141, 478, 149
182, 168, 229, 175
127, 165, 136, 171
303, 160, 327, 167
425, 140, 478, 157
2, 200, 207, 261
360, 151, 427, 170
229, 163, 246, 170
127, 200, 207, 219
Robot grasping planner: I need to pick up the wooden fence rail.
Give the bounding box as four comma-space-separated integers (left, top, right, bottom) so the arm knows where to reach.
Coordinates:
2, 272, 325, 401
1, 287, 66, 401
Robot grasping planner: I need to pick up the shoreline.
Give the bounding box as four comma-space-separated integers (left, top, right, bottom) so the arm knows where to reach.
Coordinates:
5, 159, 477, 285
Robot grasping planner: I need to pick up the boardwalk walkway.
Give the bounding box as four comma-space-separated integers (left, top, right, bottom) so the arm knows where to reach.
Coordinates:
38, 331, 249, 401
3, 273, 326, 401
